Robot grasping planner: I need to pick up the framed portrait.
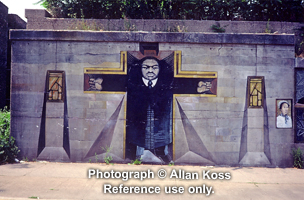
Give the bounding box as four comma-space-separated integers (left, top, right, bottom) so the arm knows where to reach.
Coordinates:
276, 99, 293, 129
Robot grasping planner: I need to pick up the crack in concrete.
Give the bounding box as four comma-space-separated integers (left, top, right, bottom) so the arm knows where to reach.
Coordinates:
218, 44, 223, 56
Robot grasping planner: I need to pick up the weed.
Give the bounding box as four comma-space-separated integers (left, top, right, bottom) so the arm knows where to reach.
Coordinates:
95, 152, 98, 163
101, 146, 113, 165
168, 162, 174, 166
265, 19, 272, 33
165, 23, 187, 32
292, 147, 304, 169
129, 159, 142, 165
89, 159, 91, 163
23, 157, 29, 162
124, 18, 136, 31
69, 20, 103, 31
211, 22, 227, 33
68, 9, 103, 31
28, 196, 39, 199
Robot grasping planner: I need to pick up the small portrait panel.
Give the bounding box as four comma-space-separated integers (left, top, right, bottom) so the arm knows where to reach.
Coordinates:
276, 99, 292, 128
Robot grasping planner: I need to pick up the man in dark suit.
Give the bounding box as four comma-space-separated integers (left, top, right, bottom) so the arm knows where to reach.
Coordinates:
126, 56, 173, 164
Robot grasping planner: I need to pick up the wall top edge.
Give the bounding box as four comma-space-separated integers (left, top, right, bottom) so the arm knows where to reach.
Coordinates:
9, 30, 294, 45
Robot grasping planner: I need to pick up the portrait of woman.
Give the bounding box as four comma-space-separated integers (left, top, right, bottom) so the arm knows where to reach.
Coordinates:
276, 100, 292, 128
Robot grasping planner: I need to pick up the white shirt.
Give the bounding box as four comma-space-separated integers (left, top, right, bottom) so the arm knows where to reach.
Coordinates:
142, 78, 158, 88
277, 115, 292, 128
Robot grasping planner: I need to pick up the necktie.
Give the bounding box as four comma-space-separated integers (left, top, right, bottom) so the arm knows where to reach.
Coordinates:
148, 80, 152, 89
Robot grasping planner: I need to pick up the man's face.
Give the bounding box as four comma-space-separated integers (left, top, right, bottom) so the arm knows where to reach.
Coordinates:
141, 59, 159, 80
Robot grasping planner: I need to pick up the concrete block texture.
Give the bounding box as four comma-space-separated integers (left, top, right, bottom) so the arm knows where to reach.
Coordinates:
10, 30, 296, 167
10, 30, 294, 45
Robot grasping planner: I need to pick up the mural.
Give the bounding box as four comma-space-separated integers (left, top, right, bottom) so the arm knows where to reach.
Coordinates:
83, 49, 217, 163
126, 52, 174, 163
295, 69, 304, 142
276, 99, 292, 128
37, 70, 70, 160
247, 77, 263, 108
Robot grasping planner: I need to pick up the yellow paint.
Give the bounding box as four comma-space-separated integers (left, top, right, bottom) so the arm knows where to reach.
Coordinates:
83, 50, 219, 161
123, 94, 127, 159
174, 51, 217, 78
84, 51, 127, 74
84, 91, 126, 94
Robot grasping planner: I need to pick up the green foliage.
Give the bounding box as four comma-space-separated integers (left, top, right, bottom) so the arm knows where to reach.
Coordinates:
124, 18, 137, 31
129, 159, 142, 165
168, 161, 174, 166
69, 20, 103, 31
95, 152, 98, 163
23, 157, 29, 162
104, 156, 113, 165
36, 0, 304, 22
295, 26, 304, 57
292, 147, 304, 169
102, 146, 113, 165
265, 19, 272, 33
0, 108, 19, 164
211, 22, 226, 33
165, 24, 187, 32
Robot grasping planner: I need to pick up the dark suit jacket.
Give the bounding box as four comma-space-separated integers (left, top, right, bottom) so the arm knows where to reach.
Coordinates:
126, 77, 173, 149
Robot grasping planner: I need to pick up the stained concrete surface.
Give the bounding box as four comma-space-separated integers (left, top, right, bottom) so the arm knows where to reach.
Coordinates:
0, 162, 303, 200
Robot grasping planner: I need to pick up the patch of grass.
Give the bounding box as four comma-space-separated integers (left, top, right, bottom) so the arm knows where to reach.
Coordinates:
292, 147, 304, 169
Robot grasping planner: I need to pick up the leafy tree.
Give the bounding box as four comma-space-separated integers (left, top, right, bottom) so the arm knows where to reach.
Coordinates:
36, 0, 304, 22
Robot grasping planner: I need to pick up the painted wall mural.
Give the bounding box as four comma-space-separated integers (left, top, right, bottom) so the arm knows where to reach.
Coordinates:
295, 69, 304, 142
276, 99, 292, 129
37, 70, 70, 160
83, 48, 217, 163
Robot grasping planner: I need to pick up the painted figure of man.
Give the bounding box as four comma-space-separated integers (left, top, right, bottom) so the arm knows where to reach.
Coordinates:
126, 56, 173, 163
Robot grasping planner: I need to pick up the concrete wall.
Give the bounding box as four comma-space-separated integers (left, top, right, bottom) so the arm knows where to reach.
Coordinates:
0, 2, 8, 109
25, 9, 300, 34
0, 2, 26, 109
8, 14, 26, 29
10, 30, 295, 167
